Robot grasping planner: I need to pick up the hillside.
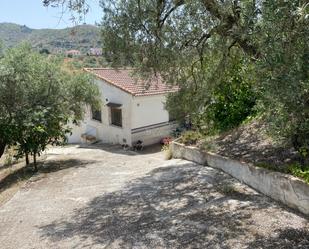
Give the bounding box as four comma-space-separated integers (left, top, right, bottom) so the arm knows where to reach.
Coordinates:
0, 23, 101, 54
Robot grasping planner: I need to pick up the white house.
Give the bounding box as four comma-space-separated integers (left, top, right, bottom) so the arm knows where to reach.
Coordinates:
68, 68, 178, 146
89, 48, 103, 56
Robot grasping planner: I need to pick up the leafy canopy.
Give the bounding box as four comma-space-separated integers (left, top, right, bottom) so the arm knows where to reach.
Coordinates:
99, 0, 308, 149
0, 44, 100, 165
45, 0, 309, 158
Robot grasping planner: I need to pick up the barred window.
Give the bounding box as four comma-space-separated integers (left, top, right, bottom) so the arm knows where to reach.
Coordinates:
91, 106, 102, 122
111, 107, 122, 127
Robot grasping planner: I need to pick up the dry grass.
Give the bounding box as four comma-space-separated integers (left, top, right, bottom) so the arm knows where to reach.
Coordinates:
197, 119, 299, 168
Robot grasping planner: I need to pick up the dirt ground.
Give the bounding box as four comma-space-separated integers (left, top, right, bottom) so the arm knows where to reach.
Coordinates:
0, 144, 308, 249
199, 120, 301, 168
0, 152, 47, 206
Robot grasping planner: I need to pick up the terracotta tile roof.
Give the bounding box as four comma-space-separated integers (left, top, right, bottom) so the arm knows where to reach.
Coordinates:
84, 68, 178, 96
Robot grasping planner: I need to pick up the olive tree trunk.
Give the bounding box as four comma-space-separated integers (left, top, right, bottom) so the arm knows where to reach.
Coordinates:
25, 153, 30, 165
33, 153, 38, 171
0, 140, 6, 159
33, 153, 37, 171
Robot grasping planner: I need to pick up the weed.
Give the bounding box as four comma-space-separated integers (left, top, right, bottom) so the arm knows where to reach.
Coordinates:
217, 183, 238, 195
180, 131, 203, 146
256, 162, 309, 184
161, 144, 173, 160
286, 163, 309, 184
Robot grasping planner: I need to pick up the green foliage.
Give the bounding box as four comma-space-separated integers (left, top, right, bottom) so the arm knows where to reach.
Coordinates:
39, 48, 50, 54
206, 59, 256, 132
287, 164, 309, 184
4, 147, 15, 166
0, 40, 3, 58
255, 1, 309, 160
0, 23, 101, 54
99, 0, 309, 162
43, 0, 90, 23
165, 56, 257, 133
0, 44, 100, 167
217, 183, 238, 195
83, 56, 99, 67
179, 131, 202, 146
161, 144, 172, 160
165, 89, 195, 124
200, 135, 218, 152
257, 162, 309, 185
66, 56, 109, 70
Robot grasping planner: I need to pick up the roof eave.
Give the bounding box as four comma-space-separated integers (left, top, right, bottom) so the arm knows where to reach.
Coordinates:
84, 68, 135, 96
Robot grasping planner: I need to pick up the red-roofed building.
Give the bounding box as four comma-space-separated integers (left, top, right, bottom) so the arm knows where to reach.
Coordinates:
68, 68, 178, 146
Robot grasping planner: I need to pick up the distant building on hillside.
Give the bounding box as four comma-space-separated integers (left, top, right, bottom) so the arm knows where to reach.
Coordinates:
89, 48, 102, 56
65, 49, 81, 57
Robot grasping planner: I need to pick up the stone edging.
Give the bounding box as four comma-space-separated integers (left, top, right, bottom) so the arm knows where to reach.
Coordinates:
171, 140, 309, 216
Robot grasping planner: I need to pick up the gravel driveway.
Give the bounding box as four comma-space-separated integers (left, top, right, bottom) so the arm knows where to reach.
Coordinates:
0, 144, 308, 249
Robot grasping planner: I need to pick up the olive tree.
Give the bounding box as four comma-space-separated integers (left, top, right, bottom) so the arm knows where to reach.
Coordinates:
44, 0, 309, 159
100, 0, 308, 159
0, 44, 100, 169
256, 1, 309, 161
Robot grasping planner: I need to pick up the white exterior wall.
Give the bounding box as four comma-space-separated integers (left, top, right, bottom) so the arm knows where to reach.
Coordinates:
131, 94, 169, 129
68, 79, 133, 145
68, 79, 175, 146
132, 123, 177, 146
131, 94, 175, 145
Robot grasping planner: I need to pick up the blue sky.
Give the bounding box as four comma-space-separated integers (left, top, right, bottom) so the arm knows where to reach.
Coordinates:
0, 0, 102, 29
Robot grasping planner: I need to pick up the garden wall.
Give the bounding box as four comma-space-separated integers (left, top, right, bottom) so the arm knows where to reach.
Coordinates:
171, 141, 309, 216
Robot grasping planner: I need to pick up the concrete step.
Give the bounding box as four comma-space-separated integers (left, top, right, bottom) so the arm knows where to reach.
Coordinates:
81, 133, 98, 144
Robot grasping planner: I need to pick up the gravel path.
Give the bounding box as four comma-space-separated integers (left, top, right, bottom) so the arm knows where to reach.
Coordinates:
0, 144, 308, 249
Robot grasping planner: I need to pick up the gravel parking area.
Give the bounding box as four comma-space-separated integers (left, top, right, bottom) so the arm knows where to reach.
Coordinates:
0, 144, 308, 249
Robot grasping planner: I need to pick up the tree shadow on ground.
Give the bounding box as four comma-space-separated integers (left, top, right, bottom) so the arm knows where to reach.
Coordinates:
246, 227, 309, 249
77, 143, 163, 157
0, 159, 95, 195
40, 159, 96, 173
38, 163, 307, 248
0, 165, 34, 194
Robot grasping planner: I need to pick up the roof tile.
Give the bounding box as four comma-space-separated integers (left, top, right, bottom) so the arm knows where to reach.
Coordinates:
85, 68, 178, 96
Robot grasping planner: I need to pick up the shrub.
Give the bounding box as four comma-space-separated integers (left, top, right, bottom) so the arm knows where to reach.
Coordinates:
161, 144, 172, 160
180, 131, 202, 146
256, 1, 309, 163
286, 163, 309, 184
217, 183, 238, 195
200, 135, 218, 152
205, 60, 256, 132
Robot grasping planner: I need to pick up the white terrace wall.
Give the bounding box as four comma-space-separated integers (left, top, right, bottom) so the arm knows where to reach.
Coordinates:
172, 141, 309, 216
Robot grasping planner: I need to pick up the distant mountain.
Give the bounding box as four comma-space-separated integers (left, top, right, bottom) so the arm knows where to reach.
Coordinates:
0, 23, 101, 54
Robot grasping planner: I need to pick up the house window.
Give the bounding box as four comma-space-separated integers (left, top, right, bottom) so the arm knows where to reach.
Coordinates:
111, 107, 122, 127
91, 106, 102, 122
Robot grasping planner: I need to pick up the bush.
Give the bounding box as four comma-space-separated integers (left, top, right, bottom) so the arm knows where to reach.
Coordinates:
165, 57, 257, 135
205, 60, 256, 132
161, 144, 173, 160
180, 131, 202, 146
286, 163, 309, 184
256, 1, 309, 162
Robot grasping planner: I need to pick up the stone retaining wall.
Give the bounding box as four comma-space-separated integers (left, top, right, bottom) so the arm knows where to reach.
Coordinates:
171, 141, 309, 216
